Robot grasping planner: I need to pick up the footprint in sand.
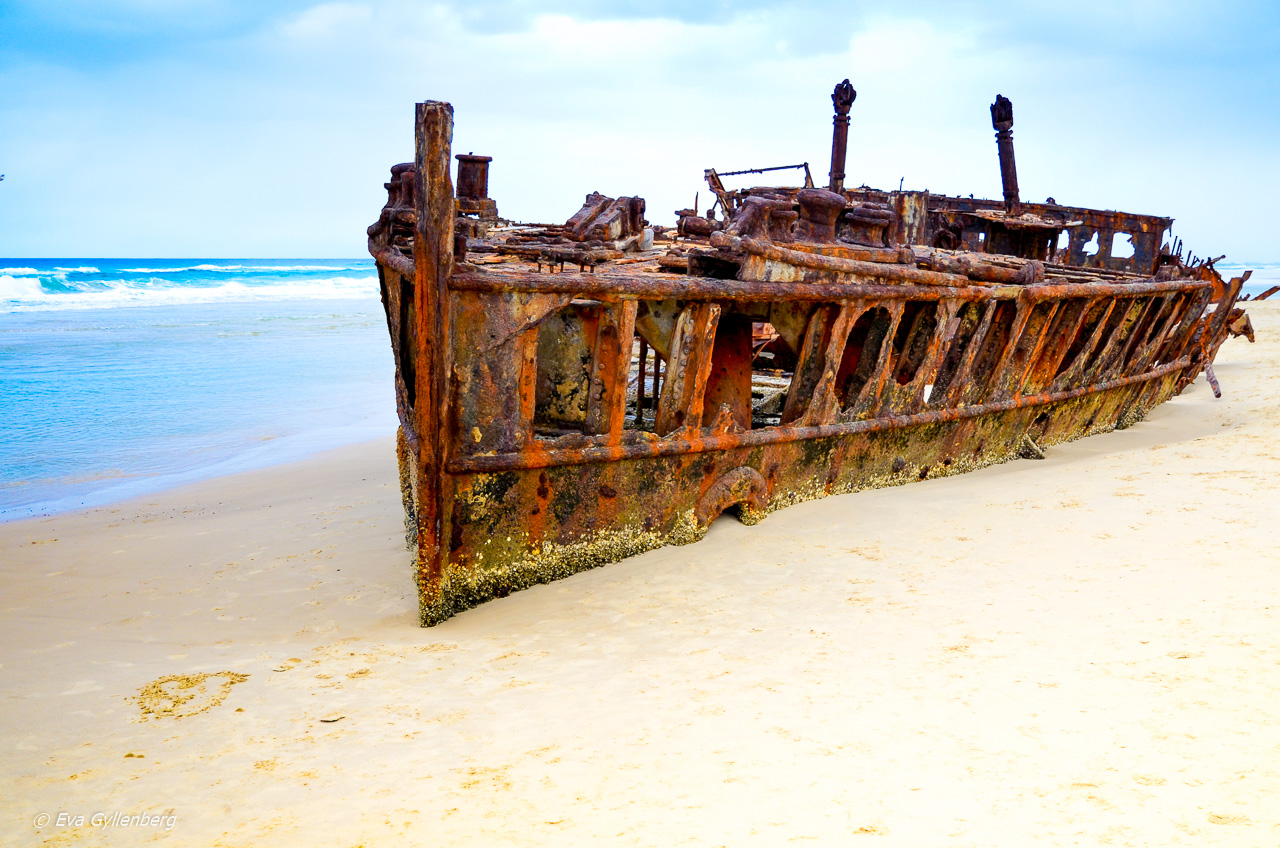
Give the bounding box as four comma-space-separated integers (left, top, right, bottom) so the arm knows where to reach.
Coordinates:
137, 671, 249, 719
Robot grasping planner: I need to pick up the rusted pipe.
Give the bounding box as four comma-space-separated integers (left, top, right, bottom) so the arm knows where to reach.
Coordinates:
828, 79, 857, 193
449, 269, 1209, 303
990, 94, 1020, 216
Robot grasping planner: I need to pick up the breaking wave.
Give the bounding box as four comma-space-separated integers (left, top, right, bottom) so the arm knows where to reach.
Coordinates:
1, 260, 378, 312
120, 263, 366, 274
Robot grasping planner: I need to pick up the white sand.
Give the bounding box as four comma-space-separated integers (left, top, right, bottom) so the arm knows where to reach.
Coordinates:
3, 303, 1278, 847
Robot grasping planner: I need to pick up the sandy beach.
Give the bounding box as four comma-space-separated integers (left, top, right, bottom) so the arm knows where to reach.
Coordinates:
3, 301, 1277, 846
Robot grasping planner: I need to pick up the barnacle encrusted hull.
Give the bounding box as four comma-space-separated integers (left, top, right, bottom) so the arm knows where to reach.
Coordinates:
369, 97, 1246, 626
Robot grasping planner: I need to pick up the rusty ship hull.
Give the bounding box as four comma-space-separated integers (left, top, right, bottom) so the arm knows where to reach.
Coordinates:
369, 98, 1246, 626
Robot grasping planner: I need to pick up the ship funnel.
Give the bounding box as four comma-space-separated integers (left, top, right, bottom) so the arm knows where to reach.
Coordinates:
990, 94, 1020, 215
828, 79, 857, 193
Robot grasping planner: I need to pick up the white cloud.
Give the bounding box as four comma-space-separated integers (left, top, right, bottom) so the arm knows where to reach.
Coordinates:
0, 0, 1276, 259
278, 2, 376, 41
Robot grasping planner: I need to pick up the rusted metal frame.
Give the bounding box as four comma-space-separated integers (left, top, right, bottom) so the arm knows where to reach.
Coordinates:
449, 269, 1203, 303
636, 336, 649, 428
1152, 292, 1198, 361
409, 100, 456, 598
1077, 298, 1140, 385
919, 302, 971, 408
902, 299, 961, 415
701, 314, 754, 431
1203, 276, 1247, 348
976, 297, 1035, 404
1108, 295, 1168, 378
1155, 288, 1212, 365
1118, 293, 1179, 376
1020, 278, 1207, 300
848, 302, 906, 418
1018, 301, 1081, 395
886, 304, 933, 392
455, 270, 991, 302
790, 302, 862, 427
1142, 292, 1195, 365
702, 168, 735, 216
1180, 276, 1245, 390
790, 242, 911, 264
880, 300, 954, 416
371, 245, 415, 280
653, 349, 664, 406
738, 237, 972, 287
804, 302, 863, 425
515, 327, 539, 441
1009, 300, 1061, 398
1048, 299, 1118, 393
448, 290, 575, 455
831, 300, 878, 407
936, 299, 1000, 409
583, 301, 638, 442
655, 303, 721, 436
782, 305, 839, 425
911, 250, 1040, 285
923, 195, 1172, 275
1089, 297, 1152, 382
445, 357, 1191, 475
1024, 298, 1092, 396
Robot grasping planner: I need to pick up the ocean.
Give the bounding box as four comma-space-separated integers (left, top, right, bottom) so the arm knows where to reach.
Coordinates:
1, 258, 1274, 523
0, 260, 396, 521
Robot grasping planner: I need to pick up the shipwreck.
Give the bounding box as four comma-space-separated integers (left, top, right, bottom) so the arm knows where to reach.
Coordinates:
368, 83, 1251, 625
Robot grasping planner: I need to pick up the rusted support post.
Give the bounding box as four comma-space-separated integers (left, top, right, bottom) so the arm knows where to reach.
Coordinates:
828, 79, 857, 194
585, 301, 639, 442
655, 352, 663, 404
702, 316, 754, 430
411, 100, 455, 615
991, 94, 1020, 216
637, 336, 648, 426
655, 303, 721, 436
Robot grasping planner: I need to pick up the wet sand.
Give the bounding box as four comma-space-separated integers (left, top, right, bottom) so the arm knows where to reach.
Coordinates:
3, 302, 1278, 846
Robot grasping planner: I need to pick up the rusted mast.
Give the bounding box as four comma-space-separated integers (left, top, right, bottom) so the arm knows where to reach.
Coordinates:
411, 101, 455, 609
828, 79, 857, 193
991, 94, 1020, 215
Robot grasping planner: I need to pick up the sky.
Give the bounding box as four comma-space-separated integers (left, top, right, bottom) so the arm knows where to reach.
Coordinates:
1, 0, 1278, 260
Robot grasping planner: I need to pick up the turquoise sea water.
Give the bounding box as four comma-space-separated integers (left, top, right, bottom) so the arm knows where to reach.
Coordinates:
0, 260, 395, 520
1218, 262, 1280, 298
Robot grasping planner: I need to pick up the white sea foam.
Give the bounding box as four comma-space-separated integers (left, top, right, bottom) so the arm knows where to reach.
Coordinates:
120, 264, 364, 273
2, 275, 378, 312
0, 267, 41, 276
0, 275, 48, 300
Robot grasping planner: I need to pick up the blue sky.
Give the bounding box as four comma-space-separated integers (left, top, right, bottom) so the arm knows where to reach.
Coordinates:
1, 0, 1277, 260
